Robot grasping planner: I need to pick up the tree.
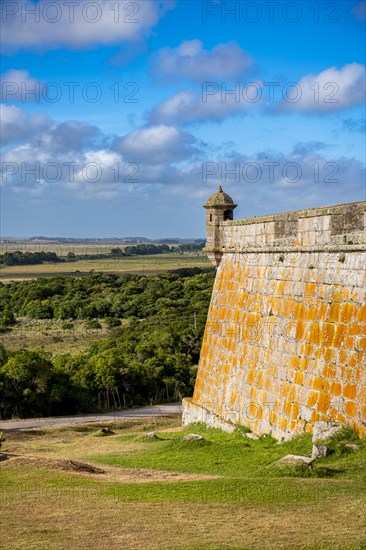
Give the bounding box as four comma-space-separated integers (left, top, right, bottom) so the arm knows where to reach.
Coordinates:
0, 350, 53, 418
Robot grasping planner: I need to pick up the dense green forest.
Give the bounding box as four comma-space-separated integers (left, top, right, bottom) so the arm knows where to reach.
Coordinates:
0, 268, 215, 419
0, 243, 204, 266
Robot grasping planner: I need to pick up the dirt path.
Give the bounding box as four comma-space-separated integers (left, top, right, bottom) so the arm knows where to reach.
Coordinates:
0, 403, 182, 431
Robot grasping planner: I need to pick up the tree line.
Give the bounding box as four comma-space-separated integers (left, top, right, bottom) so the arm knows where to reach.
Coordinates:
0, 243, 205, 266
0, 268, 215, 419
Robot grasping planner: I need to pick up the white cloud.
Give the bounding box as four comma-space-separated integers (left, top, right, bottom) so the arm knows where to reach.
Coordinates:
0, 104, 50, 144
0, 69, 43, 102
1, 0, 174, 50
2, 128, 364, 210
114, 124, 201, 163
149, 63, 366, 125
2, 102, 364, 211
0, 105, 203, 199
197, 145, 366, 215
0, 104, 104, 151
279, 63, 366, 113
152, 40, 253, 82
149, 86, 261, 125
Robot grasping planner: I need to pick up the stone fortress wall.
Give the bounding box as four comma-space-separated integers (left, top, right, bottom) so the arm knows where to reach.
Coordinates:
183, 199, 366, 440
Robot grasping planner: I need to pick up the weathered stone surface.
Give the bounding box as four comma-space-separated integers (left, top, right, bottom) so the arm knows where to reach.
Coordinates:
344, 443, 359, 451
180, 433, 204, 441
145, 431, 159, 440
183, 198, 366, 441
244, 433, 260, 440
312, 421, 343, 443
204, 186, 237, 267
312, 444, 328, 459
273, 454, 315, 466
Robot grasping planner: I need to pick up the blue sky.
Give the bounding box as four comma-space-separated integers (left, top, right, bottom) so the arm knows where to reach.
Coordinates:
1, 0, 365, 238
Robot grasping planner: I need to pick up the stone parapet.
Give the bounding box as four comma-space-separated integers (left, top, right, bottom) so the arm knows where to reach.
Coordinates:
221, 202, 366, 252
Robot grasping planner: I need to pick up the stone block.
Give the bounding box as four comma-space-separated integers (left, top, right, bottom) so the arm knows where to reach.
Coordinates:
273, 454, 315, 466
312, 421, 343, 443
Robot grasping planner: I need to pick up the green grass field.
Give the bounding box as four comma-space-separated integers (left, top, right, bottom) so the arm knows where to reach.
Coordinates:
1, 416, 365, 549
0, 254, 210, 282
0, 317, 118, 354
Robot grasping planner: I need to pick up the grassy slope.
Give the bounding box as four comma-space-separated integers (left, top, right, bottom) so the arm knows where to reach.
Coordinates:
1, 416, 365, 550
0, 317, 122, 354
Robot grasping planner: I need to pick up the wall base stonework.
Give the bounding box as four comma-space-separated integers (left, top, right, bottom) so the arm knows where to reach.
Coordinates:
182, 398, 236, 433
184, 202, 366, 440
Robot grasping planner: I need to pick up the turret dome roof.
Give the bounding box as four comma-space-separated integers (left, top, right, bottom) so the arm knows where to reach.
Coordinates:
204, 185, 237, 208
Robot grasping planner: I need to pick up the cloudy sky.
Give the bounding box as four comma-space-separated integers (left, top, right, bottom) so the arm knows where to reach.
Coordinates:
1, 0, 365, 238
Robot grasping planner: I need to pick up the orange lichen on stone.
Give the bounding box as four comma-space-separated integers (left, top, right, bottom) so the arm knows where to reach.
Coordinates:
283, 400, 292, 417
357, 337, 366, 350
281, 381, 291, 398
223, 363, 230, 375
324, 348, 334, 363
345, 337, 354, 349
304, 283, 317, 297
294, 371, 304, 385
277, 281, 285, 293
249, 387, 257, 399
218, 308, 226, 321
264, 377, 272, 391
296, 320, 306, 340
294, 303, 306, 319
267, 364, 276, 377
313, 376, 323, 390
288, 386, 297, 401
333, 324, 347, 347
317, 303, 328, 321
343, 383, 357, 400
323, 322, 336, 347
284, 299, 296, 317
279, 417, 288, 432
323, 364, 336, 378
230, 391, 237, 409
309, 323, 321, 344
318, 392, 331, 414
305, 306, 318, 321
257, 370, 264, 388
299, 357, 308, 371
291, 402, 300, 419
354, 367, 363, 384
341, 303, 355, 323
247, 369, 256, 384
269, 410, 278, 424
304, 343, 313, 356
328, 302, 341, 322
331, 289, 344, 301
307, 391, 319, 407
345, 401, 358, 417
357, 305, 366, 323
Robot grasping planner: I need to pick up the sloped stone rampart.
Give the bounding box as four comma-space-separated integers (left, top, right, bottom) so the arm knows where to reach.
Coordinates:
183, 202, 366, 439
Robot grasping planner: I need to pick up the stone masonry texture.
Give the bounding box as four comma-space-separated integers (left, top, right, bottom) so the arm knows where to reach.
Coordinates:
183, 202, 366, 440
